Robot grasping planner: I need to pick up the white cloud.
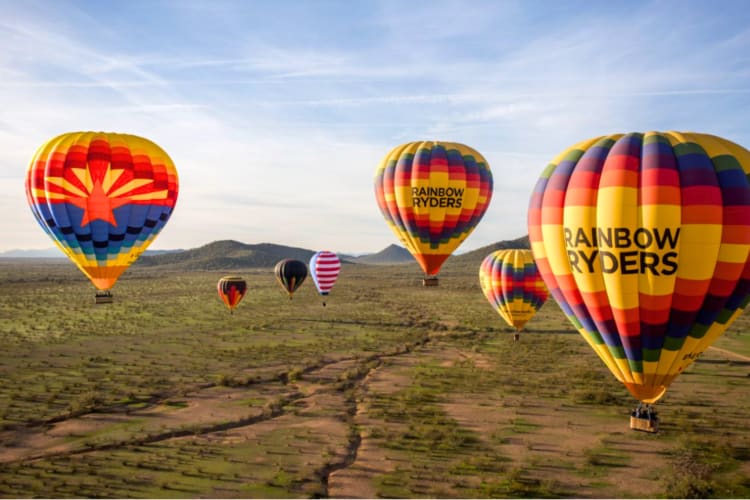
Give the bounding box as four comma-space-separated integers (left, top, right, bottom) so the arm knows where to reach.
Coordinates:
2, 0, 750, 257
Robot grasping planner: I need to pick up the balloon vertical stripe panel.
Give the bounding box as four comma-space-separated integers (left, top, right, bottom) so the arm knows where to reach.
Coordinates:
374, 141, 493, 275
479, 249, 548, 332
26, 132, 179, 291
528, 131, 750, 404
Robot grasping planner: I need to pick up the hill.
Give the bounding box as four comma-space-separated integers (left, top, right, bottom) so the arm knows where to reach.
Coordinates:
0, 248, 182, 259
443, 235, 530, 271
0, 248, 63, 258
132, 237, 529, 271
352, 244, 413, 265
132, 237, 533, 271
135, 240, 317, 270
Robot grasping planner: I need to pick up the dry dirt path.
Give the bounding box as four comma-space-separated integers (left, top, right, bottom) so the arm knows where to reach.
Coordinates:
707, 345, 750, 362
2, 336, 748, 498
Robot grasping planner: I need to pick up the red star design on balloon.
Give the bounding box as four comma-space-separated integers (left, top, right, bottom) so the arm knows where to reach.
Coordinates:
67, 179, 131, 227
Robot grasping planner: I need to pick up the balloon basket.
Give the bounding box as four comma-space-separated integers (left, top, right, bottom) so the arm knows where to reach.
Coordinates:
422, 277, 439, 287
94, 291, 113, 304
629, 405, 658, 433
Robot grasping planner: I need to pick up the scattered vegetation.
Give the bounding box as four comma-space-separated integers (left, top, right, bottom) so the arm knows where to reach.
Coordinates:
0, 257, 749, 498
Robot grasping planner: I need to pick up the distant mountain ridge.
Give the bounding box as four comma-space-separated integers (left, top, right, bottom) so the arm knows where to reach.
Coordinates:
2, 237, 530, 270
351, 244, 413, 265
0, 248, 63, 258
441, 235, 531, 271
0, 248, 183, 259
450, 235, 530, 264
136, 240, 317, 270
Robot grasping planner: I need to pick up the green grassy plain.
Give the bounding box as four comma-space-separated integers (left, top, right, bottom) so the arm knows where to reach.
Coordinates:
0, 258, 749, 498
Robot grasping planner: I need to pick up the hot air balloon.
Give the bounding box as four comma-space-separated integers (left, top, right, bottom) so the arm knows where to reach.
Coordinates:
374, 141, 493, 286
274, 259, 307, 299
528, 131, 750, 427
309, 251, 341, 306
217, 276, 247, 313
479, 249, 548, 340
25, 131, 179, 303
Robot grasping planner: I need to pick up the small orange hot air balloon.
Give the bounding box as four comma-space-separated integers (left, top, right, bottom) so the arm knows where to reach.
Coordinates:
217, 276, 247, 313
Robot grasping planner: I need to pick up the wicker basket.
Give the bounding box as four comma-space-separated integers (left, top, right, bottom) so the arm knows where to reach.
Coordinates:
422, 277, 439, 287
630, 416, 659, 433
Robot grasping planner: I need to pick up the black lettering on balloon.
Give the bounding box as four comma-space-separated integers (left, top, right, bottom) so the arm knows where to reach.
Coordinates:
579, 249, 599, 273
567, 250, 582, 273
661, 251, 678, 275
600, 251, 618, 273
620, 250, 639, 274
640, 252, 660, 275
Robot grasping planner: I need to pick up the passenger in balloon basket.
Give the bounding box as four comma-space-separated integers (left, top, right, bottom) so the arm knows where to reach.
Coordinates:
630, 403, 659, 433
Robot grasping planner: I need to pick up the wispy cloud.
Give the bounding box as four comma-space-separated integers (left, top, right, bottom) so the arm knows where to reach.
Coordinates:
2, 0, 750, 253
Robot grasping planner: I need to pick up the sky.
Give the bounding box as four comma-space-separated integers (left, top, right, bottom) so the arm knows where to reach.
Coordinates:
2, 0, 750, 254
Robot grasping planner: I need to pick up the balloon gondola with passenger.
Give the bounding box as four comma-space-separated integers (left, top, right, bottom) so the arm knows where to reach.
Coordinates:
630, 404, 659, 433
528, 131, 750, 430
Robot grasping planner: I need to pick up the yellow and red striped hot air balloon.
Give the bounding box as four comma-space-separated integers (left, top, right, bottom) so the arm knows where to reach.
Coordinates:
528, 131, 750, 408
479, 249, 548, 339
374, 141, 493, 285
25, 132, 179, 301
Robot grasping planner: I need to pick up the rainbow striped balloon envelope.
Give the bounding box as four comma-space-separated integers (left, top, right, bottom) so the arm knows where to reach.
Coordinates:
25, 131, 179, 292
528, 131, 750, 404
217, 276, 247, 313
479, 249, 548, 332
309, 251, 341, 302
374, 141, 493, 276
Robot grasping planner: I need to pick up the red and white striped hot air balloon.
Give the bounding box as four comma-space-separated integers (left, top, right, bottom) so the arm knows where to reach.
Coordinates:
309, 251, 341, 306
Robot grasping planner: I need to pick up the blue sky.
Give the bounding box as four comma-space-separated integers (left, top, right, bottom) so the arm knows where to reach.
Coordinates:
2, 0, 750, 254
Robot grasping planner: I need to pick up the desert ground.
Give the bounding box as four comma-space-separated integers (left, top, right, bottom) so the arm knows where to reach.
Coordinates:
0, 258, 749, 498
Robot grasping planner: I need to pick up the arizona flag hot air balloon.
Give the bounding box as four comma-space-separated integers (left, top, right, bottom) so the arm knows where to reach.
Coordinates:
25, 132, 178, 302
528, 131, 750, 412
217, 276, 247, 313
479, 249, 548, 340
374, 141, 493, 285
309, 251, 341, 306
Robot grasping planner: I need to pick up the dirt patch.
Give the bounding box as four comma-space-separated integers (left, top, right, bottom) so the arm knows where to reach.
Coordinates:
707, 345, 750, 362
0, 384, 283, 463
327, 352, 419, 498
